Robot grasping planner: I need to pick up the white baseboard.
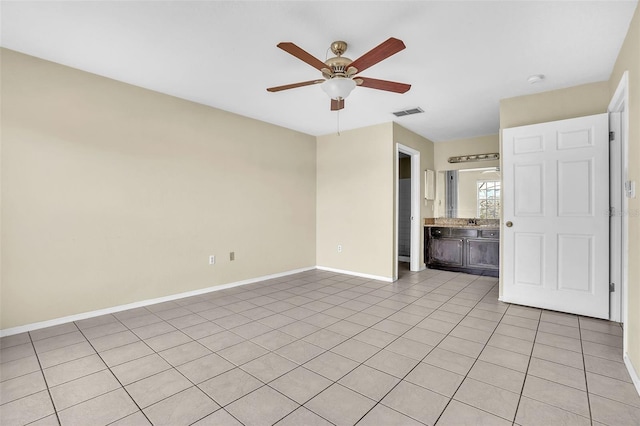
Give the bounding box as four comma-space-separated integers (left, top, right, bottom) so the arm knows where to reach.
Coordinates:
624, 353, 640, 396
316, 265, 393, 283
0, 266, 315, 337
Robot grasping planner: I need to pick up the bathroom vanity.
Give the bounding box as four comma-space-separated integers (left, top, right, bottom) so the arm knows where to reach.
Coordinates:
424, 220, 499, 277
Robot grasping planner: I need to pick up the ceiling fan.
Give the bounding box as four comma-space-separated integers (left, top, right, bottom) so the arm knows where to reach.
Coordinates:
267, 37, 411, 111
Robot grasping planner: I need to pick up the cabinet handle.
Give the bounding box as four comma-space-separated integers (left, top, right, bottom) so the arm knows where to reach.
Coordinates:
506, 221, 513, 228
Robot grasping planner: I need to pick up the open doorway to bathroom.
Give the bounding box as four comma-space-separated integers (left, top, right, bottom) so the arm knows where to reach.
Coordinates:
395, 143, 421, 280
398, 152, 411, 265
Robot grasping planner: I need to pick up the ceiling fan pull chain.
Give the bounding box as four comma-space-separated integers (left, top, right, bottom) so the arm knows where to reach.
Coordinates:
337, 108, 341, 136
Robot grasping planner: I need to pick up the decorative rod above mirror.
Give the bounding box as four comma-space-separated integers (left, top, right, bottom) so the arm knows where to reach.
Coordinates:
448, 153, 500, 164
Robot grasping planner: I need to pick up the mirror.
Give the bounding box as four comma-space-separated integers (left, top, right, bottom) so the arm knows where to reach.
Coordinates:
435, 167, 501, 218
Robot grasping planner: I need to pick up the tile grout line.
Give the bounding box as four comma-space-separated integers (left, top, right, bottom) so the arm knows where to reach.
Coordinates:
181, 272, 398, 425
27, 331, 63, 426
222, 272, 429, 425
428, 280, 512, 426
98, 311, 259, 425
6, 272, 456, 426
516, 313, 601, 424
290, 270, 463, 424
140, 274, 355, 418
351, 274, 501, 425
68, 313, 237, 424
265, 279, 427, 425
74, 324, 155, 426
0, 273, 507, 420
222, 271, 408, 425
6, 268, 630, 425
577, 317, 595, 426
220, 269, 460, 425
510, 308, 542, 426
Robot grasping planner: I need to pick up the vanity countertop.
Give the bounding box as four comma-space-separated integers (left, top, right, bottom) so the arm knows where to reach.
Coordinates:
424, 218, 500, 229
424, 224, 499, 229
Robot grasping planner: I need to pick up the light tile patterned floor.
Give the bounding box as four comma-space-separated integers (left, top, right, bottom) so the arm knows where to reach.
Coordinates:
1, 265, 639, 425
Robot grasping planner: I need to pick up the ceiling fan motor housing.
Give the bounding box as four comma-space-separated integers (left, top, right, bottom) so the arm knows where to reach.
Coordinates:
323, 56, 353, 78
323, 41, 356, 79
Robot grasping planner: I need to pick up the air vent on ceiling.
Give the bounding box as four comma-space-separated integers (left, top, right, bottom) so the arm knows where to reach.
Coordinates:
392, 107, 424, 117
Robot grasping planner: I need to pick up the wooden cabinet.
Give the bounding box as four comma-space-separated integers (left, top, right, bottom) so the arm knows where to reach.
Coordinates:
430, 238, 464, 267
467, 239, 500, 269
425, 227, 499, 277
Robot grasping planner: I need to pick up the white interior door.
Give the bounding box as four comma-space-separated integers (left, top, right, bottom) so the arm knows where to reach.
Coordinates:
502, 113, 609, 319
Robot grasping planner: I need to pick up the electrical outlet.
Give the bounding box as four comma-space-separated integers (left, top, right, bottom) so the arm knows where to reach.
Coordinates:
208, 255, 215, 265
230, 251, 235, 261
337, 244, 342, 253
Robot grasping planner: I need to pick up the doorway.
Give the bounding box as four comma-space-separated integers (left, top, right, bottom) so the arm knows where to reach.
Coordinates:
398, 152, 412, 263
396, 144, 421, 279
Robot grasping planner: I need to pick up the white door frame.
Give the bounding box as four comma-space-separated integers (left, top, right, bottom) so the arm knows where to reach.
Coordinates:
608, 71, 629, 331
396, 143, 421, 277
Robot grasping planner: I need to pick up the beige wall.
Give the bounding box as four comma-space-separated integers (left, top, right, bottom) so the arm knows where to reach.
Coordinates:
500, 81, 611, 129
433, 134, 500, 172
1, 49, 317, 329
316, 123, 394, 279
609, 3, 640, 380
315, 122, 434, 281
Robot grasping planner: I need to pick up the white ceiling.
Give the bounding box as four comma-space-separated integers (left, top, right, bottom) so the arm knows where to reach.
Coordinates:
1, 1, 637, 142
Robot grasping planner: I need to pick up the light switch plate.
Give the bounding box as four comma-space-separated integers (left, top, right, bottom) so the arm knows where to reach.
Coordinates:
625, 180, 636, 198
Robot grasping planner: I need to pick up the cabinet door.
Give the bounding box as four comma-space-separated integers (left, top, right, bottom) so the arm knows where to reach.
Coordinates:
429, 238, 464, 267
467, 239, 499, 269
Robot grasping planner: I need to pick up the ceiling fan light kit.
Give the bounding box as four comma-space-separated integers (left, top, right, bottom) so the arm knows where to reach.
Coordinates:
267, 37, 411, 110
321, 77, 357, 100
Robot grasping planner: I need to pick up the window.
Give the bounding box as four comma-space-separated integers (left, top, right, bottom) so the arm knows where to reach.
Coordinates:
477, 180, 500, 219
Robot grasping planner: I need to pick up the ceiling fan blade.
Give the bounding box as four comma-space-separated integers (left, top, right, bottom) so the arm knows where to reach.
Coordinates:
356, 77, 411, 93
348, 38, 406, 74
277, 42, 328, 71
331, 99, 344, 111
267, 79, 324, 92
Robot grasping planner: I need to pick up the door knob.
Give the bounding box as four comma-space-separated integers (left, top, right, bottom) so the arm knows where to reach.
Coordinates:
506, 221, 513, 228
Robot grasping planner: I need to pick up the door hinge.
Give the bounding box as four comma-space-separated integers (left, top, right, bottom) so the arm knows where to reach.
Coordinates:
610, 282, 615, 292
609, 206, 615, 217
609, 131, 615, 141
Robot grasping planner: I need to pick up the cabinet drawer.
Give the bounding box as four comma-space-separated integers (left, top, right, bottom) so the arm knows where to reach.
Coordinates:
430, 227, 449, 238
480, 229, 500, 239
450, 228, 478, 238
